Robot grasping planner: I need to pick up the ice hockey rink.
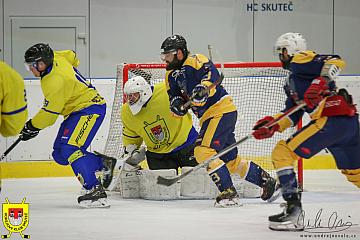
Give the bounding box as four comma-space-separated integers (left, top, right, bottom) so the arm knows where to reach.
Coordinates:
1, 170, 359, 240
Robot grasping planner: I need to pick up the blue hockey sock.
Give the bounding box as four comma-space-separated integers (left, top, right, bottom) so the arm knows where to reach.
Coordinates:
277, 168, 298, 200
71, 153, 103, 190
244, 161, 264, 187
209, 164, 233, 192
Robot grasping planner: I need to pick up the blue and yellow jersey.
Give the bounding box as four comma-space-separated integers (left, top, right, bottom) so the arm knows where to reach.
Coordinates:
277, 50, 346, 131
122, 82, 196, 154
165, 54, 236, 124
0, 61, 28, 136
32, 50, 106, 129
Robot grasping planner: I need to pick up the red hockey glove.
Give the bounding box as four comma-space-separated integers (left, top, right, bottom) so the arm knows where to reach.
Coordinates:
252, 116, 280, 140
304, 77, 329, 109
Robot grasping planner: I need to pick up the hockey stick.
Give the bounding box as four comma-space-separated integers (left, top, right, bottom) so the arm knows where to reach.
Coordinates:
0, 137, 22, 192
181, 72, 224, 110
157, 102, 307, 186
0, 137, 21, 161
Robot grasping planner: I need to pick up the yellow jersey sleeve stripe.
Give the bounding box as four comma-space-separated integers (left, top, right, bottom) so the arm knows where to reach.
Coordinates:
2, 105, 27, 115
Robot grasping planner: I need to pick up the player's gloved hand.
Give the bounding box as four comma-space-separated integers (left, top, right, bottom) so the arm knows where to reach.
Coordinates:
252, 116, 280, 140
304, 77, 329, 109
191, 84, 209, 107
170, 96, 188, 117
20, 120, 41, 141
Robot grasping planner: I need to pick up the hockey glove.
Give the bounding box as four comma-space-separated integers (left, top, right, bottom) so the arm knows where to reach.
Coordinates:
252, 116, 280, 140
304, 77, 329, 109
170, 96, 188, 117
20, 120, 40, 141
191, 84, 209, 107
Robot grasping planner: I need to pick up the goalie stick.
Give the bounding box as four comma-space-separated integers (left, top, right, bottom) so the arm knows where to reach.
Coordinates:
94, 151, 141, 191
157, 102, 307, 186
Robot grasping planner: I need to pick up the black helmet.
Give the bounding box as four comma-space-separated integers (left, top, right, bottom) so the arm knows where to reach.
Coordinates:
24, 43, 54, 66
161, 35, 189, 56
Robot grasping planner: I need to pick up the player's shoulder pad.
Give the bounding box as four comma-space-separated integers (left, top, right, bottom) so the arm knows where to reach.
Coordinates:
324, 57, 346, 70
292, 50, 317, 64
54, 50, 80, 67
183, 53, 209, 70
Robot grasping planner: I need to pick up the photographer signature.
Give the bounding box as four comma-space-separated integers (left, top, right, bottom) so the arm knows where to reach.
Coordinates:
299, 208, 359, 233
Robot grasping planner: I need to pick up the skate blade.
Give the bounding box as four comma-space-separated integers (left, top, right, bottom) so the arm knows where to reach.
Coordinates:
214, 199, 243, 208
269, 221, 304, 231
78, 198, 111, 209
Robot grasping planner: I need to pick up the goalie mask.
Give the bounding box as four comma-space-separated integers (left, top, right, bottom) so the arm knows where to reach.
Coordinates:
124, 76, 152, 115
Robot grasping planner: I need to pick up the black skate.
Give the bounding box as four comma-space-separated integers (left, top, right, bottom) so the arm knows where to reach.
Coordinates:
94, 151, 117, 189
260, 172, 280, 202
214, 186, 242, 208
78, 184, 110, 208
269, 200, 304, 231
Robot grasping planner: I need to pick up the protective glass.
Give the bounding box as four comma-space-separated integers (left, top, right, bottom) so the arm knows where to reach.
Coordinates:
24, 62, 37, 72
160, 50, 177, 62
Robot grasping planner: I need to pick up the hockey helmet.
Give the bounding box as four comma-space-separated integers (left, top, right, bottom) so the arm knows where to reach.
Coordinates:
161, 35, 189, 56
274, 32, 307, 56
24, 43, 54, 67
124, 76, 152, 115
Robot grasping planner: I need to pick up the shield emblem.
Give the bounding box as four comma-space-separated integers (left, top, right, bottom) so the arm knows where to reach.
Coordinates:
144, 115, 170, 147
2, 198, 30, 239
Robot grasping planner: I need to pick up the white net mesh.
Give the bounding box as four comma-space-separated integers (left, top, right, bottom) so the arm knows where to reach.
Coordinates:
104, 62, 302, 195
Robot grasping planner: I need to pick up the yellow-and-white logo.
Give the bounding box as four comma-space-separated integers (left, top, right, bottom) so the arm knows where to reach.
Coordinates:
2, 198, 30, 239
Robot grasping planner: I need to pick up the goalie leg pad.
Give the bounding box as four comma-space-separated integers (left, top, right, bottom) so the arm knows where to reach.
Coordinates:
180, 167, 218, 199
118, 170, 141, 198
139, 169, 180, 200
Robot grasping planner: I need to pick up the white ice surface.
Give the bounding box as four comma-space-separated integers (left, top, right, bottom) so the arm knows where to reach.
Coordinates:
1, 170, 359, 240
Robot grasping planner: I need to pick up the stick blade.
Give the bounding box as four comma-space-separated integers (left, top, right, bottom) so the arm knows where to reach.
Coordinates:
156, 175, 178, 186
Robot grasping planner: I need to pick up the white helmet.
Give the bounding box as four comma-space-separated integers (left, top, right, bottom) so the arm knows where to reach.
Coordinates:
124, 76, 152, 115
274, 32, 307, 56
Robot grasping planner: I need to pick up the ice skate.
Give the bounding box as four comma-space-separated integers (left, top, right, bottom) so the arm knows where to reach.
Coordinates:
214, 186, 242, 207
78, 185, 110, 208
260, 172, 280, 202
268, 200, 304, 231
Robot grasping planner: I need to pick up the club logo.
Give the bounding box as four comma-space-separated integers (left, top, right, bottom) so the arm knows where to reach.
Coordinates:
2, 198, 30, 239
144, 115, 170, 149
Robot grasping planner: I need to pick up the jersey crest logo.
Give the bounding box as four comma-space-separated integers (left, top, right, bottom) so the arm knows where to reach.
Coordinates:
144, 115, 170, 148
2, 198, 30, 239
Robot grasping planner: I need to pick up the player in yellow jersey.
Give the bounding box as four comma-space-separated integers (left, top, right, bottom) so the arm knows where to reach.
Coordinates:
161, 35, 279, 207
121, 76, 198, 170
21, 43, 114, 208
0, 61, 28, 137
0, 61, 28, 193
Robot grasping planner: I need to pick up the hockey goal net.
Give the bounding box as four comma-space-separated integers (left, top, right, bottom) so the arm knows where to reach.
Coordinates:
104, 62, 303, 192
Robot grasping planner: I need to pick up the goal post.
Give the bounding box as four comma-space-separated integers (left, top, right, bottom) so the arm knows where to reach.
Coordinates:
105, 62, 303, 192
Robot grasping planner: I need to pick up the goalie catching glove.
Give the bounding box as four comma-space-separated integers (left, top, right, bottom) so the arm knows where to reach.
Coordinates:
303, 77, 329, 109
252, 116, 280, 140
20, 120, 41, 141
124, 145, 146, 167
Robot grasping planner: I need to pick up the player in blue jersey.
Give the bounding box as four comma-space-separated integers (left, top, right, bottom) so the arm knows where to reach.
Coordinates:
21, 43, 115, 208
252, 32, 360, 231
161, 34, 279, 207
